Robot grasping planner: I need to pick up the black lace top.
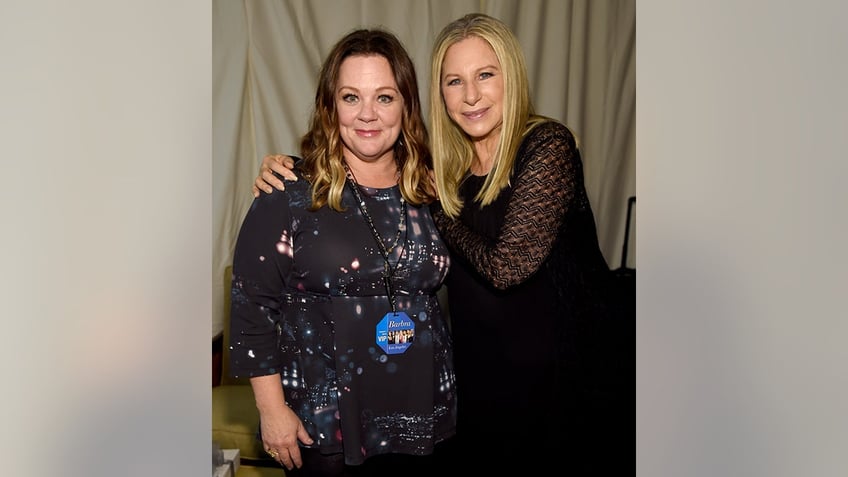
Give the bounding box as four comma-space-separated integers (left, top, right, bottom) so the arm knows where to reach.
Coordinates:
431, 120, 613, 441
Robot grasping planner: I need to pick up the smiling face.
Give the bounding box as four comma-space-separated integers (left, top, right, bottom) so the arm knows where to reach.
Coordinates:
336, 54, 404, 165
440, 36, 504, 144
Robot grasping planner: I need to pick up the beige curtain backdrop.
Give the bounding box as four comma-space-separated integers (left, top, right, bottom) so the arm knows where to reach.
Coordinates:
212, 0, 636, 336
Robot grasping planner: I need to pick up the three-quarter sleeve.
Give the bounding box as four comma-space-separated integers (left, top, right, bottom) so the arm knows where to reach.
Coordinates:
229, 191, 293, 378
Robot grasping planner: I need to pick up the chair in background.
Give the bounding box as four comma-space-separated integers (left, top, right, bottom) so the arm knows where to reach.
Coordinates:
212, 266, 283, 476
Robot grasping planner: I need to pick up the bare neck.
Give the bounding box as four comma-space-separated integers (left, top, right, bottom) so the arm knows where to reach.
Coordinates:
344, 156, 399, 188
470, 133, 499, 176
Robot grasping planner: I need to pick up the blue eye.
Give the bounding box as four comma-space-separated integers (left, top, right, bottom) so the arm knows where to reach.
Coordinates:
377, 94, 394, 104
342, 94, 358, 103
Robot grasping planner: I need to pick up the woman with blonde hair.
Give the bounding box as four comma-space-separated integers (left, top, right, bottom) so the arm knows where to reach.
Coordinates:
427, 13, 620, 473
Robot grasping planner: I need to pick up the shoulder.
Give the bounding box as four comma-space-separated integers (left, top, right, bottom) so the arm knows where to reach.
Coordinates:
248, 187, 289, 220
268, 155, 309, 184
516, 119, 580, 171
523, 119, 577, 149
251, 156, 307, 211
259, 156, 312, 206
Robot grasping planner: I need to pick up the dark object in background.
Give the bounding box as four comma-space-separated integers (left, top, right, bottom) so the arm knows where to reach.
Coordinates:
608, 195, 635, 473
612, 196, 636, 313
578, 195, 635, 474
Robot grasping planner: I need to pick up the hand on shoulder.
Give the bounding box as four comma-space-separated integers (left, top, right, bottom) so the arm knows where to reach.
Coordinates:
253, 154, 298, 197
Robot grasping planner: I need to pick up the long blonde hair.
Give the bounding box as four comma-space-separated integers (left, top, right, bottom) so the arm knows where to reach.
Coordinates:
429, 13, 544, 218
300, 28, 435, 211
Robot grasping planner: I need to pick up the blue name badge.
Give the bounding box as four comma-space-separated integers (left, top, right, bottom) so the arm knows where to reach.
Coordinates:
376, 311, 414, 355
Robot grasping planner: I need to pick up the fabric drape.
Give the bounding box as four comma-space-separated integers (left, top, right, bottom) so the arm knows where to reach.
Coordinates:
212, 0, 635, 336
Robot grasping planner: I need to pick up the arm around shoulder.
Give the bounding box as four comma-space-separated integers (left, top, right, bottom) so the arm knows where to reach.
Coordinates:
253, 154, 299, 196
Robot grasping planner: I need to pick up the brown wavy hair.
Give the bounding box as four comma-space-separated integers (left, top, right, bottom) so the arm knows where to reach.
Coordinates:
298, 28, 435, 211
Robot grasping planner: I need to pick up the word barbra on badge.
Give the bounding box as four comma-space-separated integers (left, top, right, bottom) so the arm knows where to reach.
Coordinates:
376, 311, 415, 354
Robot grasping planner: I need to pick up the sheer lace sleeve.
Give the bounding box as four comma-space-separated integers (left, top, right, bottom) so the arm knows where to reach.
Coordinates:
434, 122, 578, 290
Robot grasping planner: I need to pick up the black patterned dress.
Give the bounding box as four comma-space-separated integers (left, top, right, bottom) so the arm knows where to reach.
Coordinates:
230, 164, 456, 466
432, 121, 623, 471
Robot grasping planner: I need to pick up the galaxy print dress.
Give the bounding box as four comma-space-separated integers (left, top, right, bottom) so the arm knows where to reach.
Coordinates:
230, 165, 456, 465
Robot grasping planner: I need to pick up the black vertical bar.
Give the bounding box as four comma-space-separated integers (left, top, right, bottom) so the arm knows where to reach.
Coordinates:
620, 196, 635, 269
